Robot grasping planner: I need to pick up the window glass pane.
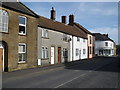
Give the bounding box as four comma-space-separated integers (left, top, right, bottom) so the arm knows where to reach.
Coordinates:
19, 16, 26, 25
0, 10, 8, 32
19, 26, 25, 34
19, 44, 25, 52
19, 53, 26, 62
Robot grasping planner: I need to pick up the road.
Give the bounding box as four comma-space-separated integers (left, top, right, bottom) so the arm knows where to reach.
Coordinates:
2, 57, 119, 88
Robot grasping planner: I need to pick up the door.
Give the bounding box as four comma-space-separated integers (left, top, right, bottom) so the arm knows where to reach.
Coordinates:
51, 47, 54, 64
58, 47, 61, 64
0, 48, 3, 71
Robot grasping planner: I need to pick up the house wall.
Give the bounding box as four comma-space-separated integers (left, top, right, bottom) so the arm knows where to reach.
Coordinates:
0, 8, 38, 71
87, 34, 95, 58
95, 40, 114, 56
73, 36, 88, 61
38, 27, 71, 66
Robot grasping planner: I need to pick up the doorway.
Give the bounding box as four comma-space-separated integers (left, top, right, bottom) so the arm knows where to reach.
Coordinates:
0, 43, 4, 72
51, 47, 55, 64
58, 47, 61, 64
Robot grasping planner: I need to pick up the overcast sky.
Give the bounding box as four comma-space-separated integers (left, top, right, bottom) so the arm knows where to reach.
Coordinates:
22, 2, 118, 44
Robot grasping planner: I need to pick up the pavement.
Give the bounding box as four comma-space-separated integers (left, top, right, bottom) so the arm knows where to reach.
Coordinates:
2, 56, 119, 88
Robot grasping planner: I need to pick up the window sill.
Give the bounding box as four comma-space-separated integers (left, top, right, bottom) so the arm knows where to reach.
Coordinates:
0, 32, 9, 34
18, 61, 26, 64
19, 33, 26, 36
41, 58, 49, 60
42, 37, 49, 39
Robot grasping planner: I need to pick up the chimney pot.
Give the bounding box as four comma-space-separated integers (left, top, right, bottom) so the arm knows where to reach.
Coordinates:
69, 14, 74, 26
61, 16, 66, 24
50, 7, 56, 20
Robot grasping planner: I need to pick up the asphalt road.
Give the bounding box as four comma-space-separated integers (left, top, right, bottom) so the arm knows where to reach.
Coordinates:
2, 57, 119, 88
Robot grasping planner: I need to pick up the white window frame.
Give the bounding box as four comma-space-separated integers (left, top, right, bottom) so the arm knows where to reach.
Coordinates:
0, 10, 9, 33
105, 42, 108, 46
42, 46, 49, 59
18, 43, 26, 63
83, 49, 86, 54
42, 28, 48, 38
77, 37, 80, 42
83, 39, 85, 43
63, 34, 68, 41
63, 48, 68, 57
76, 48, 79, 56
19, 16, 26, 35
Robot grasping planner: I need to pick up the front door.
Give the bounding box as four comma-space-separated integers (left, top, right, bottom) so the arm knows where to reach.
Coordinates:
58, 47, 61, 64
0, 48, 3, 71
51, 47, 54, 64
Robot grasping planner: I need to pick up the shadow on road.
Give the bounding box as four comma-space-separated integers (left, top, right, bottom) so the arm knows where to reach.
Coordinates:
63, 57, 120, 73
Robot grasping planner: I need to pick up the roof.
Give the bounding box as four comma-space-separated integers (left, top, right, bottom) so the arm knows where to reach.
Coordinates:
1, 2, 39, 18
92, 33, 114, 42
38, 16, 87, 39
74, 22, 91, 34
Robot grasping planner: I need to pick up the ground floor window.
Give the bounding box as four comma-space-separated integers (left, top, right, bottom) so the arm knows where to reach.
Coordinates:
18, 43, 26, 63
76, 48, 79, 56
63, 48, 68, 57
42, 46, 49, 59
98, 49, 113, 56
83, 49, 86, 54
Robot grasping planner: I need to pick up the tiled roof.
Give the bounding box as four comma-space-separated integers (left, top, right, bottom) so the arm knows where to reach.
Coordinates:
74, 22, 91, 34
92, 33, 114, 42
1, 2, 39, 18
38, 16, 87, 39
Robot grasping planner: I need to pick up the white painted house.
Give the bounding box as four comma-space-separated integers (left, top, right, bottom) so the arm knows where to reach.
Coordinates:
68, 14, 88, 61
93, 33, 115, 56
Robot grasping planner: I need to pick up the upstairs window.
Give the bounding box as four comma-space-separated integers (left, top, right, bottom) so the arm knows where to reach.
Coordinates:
19, 16, 26, 35
63, 34, 67, 41
77, 37, 80, 42
90, 36, 92, 44
0, 10, 8, 33
42, 29, 48, 38
105, 42, 108, 46
83, 39, 85, 43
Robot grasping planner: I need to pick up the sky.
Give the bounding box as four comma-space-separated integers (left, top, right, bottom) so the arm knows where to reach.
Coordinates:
22, 2, 118, 44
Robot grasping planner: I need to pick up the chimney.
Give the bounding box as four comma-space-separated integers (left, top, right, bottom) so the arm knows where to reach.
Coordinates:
61, 16, 66, 24
50, 7, 56, 20
69, 14, 74, 26
103, 34, 108, 37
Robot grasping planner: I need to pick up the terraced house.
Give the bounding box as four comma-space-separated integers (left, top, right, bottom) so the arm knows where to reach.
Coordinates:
0, 2, 38, 72
0, 2, 97, 72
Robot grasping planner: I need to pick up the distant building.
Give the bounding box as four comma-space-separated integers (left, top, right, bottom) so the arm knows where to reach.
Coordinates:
93, 33, 115, 56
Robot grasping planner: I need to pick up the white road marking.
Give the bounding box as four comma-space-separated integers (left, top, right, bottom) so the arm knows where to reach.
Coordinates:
54, 73, 86, 88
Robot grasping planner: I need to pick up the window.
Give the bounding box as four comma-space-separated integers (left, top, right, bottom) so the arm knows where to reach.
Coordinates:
83, 49, 86, 54
0, 10, 8, 32
105, 42, 108, 46
90, 36, 92, 44
63, 34, 67, 41
90, 47, 92, 54
42, 29, 48, 38
77, 37, 80, 41
18, 43, 26, 63
83, 39, 85, 43
42, 47, 48, 59
76, 49, 79, 56
19, 16, 26, 35
63, 48, 68, 57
